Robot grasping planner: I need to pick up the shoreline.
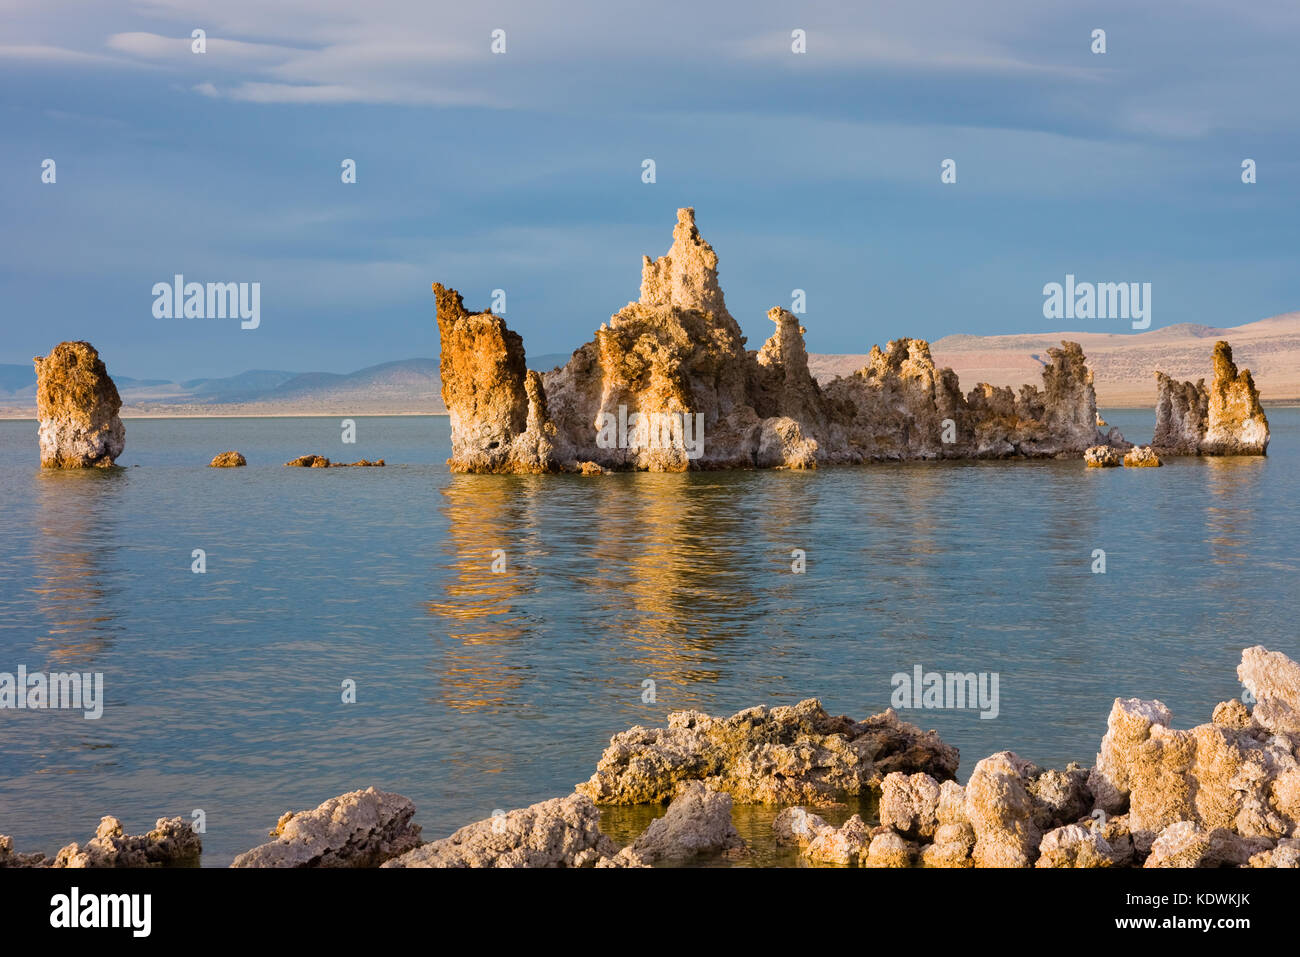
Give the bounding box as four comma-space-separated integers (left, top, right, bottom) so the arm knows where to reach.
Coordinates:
5, 645, 1296, 869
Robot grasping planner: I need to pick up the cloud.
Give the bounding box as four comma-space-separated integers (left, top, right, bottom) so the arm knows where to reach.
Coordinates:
106, 31, 304, 62
0, 43, 146, 67
731, 28, 1098, 80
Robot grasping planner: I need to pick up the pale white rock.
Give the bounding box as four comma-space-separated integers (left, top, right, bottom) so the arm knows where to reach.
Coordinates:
233, 787, 420, 868
383, 792, 617, 868
879, 771, 942, 840
627, 782, 745, 863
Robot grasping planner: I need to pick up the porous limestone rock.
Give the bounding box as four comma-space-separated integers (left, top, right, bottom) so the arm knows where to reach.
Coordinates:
879, 771, 942, 840
863, 828, 917, 868
625, 782, 745, 863
434, 283, 564, 474
1122, 446, 1161, 467
0, 835, 47, 868
52, 816, 200, 868
333, 459, 385, 467
232, 787, 420, 868
383, 792, 615, 868
1143, 820, 1272, 868
209, 451, 246, 467
772, 806, 828, 846
804, 815, 872, 865
1153, 342, 1269, 455
1249, 837, 1300, 868
920, 827, 974, 868
577, 698, 958, 806
436, 208, 1117, 472
1238, 644, 1300, 734
965, 752, 1042, 867
1084, 445, 1122, 467
1035, 823, 1120, 868
1027, 763, 1093, 832
1088, 665, 1300, 856
33, 341, 125, 468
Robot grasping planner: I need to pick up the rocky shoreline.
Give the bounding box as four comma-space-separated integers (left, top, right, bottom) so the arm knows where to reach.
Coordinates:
435, 208, 1270, 473
6, 645, 1297, 869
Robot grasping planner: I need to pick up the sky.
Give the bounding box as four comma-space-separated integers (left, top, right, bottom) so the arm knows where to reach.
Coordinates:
1, 0, 1297, 380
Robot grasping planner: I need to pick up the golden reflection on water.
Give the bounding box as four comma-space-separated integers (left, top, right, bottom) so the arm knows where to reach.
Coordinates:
31, 469, 124, 665
1204, 456, 1264, 566
430, 471, 785, 715
428, 476, 539, 711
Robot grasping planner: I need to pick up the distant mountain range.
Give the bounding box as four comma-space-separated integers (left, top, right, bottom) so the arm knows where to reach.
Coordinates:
2, 316, 1297, 417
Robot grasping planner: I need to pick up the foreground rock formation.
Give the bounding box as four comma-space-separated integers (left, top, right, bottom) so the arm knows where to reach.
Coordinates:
231, 787, 420, 868
576, 697, 959, 805
1153, 341, 1269, 455
32, 341, 125, 468
1, 816, 199, 868
436, 209, 1121, 472
13, 646, 1298, 868
209, 451, 246, 467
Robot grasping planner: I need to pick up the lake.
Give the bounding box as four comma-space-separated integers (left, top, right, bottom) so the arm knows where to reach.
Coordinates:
0, 410, 1295, 865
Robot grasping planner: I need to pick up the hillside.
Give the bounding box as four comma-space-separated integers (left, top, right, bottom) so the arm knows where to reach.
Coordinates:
3, 314, 1297, 417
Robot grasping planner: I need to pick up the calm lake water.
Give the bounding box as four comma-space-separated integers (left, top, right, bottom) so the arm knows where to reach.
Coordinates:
0, 411, 1296, 865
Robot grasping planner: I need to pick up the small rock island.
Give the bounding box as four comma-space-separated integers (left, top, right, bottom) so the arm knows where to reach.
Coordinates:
33, 341, 125, 468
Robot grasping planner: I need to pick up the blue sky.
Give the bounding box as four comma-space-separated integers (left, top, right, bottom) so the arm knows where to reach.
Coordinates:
2, 0, 1297, 379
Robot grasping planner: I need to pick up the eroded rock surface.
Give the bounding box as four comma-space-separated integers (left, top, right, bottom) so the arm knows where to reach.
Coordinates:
577, 698, 958, 806
1084, 445, 1122, 467
436, 208, 1117, 472
232, 787, 420, 868
209, 451, 246, 467
1153, 342, 1269, 455
383, 792, 617, 868
626, 782, 745, 864
33, 341, 125, 468
0, 817, 200, 869
1122, 446, 1161, 467
1239, 644, 1300, 735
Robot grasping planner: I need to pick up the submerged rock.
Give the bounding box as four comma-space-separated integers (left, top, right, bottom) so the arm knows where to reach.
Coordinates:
231, 787, 420, 868
436, 208, 1117, 472
577, 698, 958, 806
33, 341, 125, 468
1153, 341, 1269, 455
383, 792, 617, 868
334, 459, 385, 467
209, 451, 246, 467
